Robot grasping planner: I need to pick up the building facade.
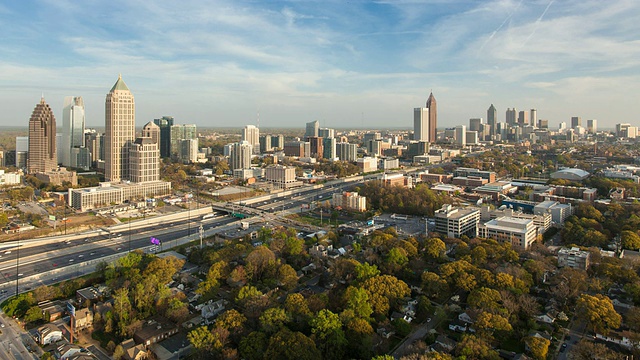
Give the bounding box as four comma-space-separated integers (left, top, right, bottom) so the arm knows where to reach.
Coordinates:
413, 107, 429, 141
105, 75, 135, 182
242, 125, 260, 154
434, 205, 480, 238
153, 116, 174, 158
332, 191, 366, 212
170, 124, 197, 160
426, 92, 437, 142
265, 165, 300, 189
129, 137, 160, 183
61, 96, 85, 168
28, 97, 57, 174
478, 216, 538, 250
229, 141, 252, 171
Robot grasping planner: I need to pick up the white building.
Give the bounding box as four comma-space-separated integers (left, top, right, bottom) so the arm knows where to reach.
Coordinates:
180, 138, 199, 163
337, 142, 358, 162
478, 216, 538, 250
413, 107, 429, 141
68, 181, 172, 211
229, 141, 253, 171
265, 165, 301, 189
242, 125, 260, 154
534, 200, 572, 224
0, 170, 21, 186
434, 205, 480, 238
455, 125, 466, 146
357, 157, 378, 173
558, 247, 590, 270
128, 138, 160, 183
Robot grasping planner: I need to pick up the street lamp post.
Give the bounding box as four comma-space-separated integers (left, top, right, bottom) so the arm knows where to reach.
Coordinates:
187, 194, 191, 237
15, 237, 20, 297
199, 224, 204, 249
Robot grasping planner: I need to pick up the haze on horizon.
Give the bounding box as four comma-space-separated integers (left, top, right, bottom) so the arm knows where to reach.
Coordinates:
1, 0, 639, 130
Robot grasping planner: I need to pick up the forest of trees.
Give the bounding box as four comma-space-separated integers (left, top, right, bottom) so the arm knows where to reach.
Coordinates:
358, 182, 452, 216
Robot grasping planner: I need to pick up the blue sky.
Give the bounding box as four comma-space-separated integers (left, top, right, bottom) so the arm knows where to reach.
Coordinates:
1, 0, 639, 130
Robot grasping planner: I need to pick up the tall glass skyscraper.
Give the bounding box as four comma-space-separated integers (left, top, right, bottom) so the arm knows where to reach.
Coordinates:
61, 96, 85, 167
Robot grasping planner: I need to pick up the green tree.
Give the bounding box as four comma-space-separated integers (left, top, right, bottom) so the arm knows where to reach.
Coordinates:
424, 237, 446, 259
524, 336, 550, 360
575, 294, 621, 334
239, 331, 268, 360
354, 262, 380, 282
344, 286, 373, 319
621, 230, 640, 250
187, 326, 218, 356
264, 329, 321, 360
260, 307, 289, 333
216, 309, 247, 333
277, 264, 298, 290
467, 287, 502, 312
236, 285, 263, 304
456, 334, 499, 360
362, 275, 410, 315
23, 306, 44, 323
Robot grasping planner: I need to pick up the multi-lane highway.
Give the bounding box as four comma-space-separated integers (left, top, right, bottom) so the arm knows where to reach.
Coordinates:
0, 177, 367, 298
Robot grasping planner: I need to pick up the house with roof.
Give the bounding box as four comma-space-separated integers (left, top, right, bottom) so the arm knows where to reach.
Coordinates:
121, 338, 148, 360
75, 308, 94, 330
133, 317, 178, 347
56, 343, 82, 359
37, 323, 63, 345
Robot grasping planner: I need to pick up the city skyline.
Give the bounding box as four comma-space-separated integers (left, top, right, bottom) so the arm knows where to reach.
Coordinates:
1, 1, 639, 129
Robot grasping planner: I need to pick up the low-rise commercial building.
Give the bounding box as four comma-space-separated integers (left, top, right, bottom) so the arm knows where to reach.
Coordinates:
68, 181, 172, 211
478, 216, 538, 250
434, 205, 480, 238
332, 191, 367, 212
557, 247, 590, 270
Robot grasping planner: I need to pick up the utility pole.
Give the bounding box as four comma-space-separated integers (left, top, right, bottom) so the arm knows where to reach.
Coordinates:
15, 236, 19, 296
199, 224, 204, 249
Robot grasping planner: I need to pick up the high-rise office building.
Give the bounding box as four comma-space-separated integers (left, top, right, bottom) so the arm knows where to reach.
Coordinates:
506, 108, 517, 126
307, 136, 324, 159
323, 137, 337, 159
153, 116, 174, 158
259, 135, 272, 153
270, 135, 285, 150
487, 104, 497, 136
518, 110, 529, 127
85, 130, 103, 165
180, 139, 199, 163
229, 141, 252, 171
129, 137, 159, 183
105, 75, 135, 182
426, 92, 437, 142
571, 116, 582, 129
242, 125, 260, 154
469, 118, 483, 132
530, 109, 537, 128
305, 120, 319, 138
142, 121, 160, 145
455, 125, 466, 147
170, 124, 197, 159
587, 119, 597, 134
318, 128, 335, 138
337, 142, 358, 162
61, 96, 85, 167
413, 107, 429, 141
27, 97, 57, 174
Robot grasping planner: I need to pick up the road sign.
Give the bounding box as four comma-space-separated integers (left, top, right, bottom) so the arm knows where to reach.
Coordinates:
49, 215, 56, 221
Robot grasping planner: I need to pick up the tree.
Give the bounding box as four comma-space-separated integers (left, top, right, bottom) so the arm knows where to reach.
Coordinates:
621, 230, 640, 250
467, 287, 502, 312
424, 237, 446, 259
354, 262, 380, 282
260, 307, 289, 333
456, 334, 499, 360
197, 260, 227, 295
474, 312, 512, 332
239, 331, 268, 360
264, 329, 322, 360
284, 293, 311, 316
187, 326, 218, 356
344, 286, 373, 319
236, 285, 263, 304
568, 339, 620, 359
113, 344, 125, 360
311, 309, 343, 340
246, 246, 276, 280
23, 306, 44, 323
216, 309, 247, 333
575, 294, 621, 334
277, 264, 298, 290
362, 275, 410, 315
524, 336, 549, 360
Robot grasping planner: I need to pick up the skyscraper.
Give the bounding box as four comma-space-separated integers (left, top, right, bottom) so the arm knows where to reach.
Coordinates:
153, 116, 174, 158
129, 137, 159, 183
170, 124, 197, 159
487, 104, 497, 136
27, 97, 57, 173
571, 116, 582, 129
305, 120, 319, 138
506, 108, 517, 126
229, 141, 252, 171
105, 75, 135, 182
587, 119, 597, 134
518, 110, 529, 127
530, 109, 537, 128
426, 92, 437, 142
413, 107, 429, 141
142, 121, 160, 145
242, 125, 260, 154
61, 96, 85, 167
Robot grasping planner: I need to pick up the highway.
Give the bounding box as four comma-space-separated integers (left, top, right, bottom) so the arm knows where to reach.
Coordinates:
0, 177, 365, 299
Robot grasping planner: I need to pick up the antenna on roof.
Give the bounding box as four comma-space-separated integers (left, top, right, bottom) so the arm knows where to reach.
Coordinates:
257, 110, 260, 129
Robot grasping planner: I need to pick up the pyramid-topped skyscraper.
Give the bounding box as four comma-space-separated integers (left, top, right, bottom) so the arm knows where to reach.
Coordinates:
105, 74, 136, 182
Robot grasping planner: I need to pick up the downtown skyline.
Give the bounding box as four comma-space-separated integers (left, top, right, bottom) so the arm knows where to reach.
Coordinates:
1, 0, 639, 129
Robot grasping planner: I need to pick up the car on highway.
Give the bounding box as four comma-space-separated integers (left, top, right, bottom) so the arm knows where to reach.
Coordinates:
560, 343, 567, 352
4, 251, 10, 255
69, 259, 74, 262
78, 254, 84, 258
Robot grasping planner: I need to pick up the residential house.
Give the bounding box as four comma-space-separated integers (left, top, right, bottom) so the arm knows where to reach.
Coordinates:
38, 323, 63, 345
122, 338, 148, 360
133, 317, 179, 347
57, 343, 82, 359
74, 308, 94, 330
